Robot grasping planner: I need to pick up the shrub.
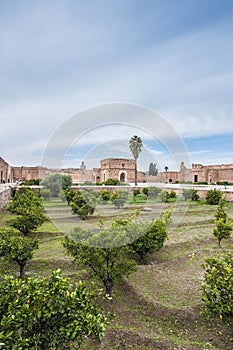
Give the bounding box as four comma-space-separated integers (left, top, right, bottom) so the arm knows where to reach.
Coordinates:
0, 270, 107, 349
104, 178, 119, 186
70, 190, 97, 220
130, 211, 171, 260
213, 199, 232, 247
160, 190, 169, 202
169, 190, 177, 199
146, 187, 161, 198
142, 187, 148, 196
111, 190, 128, 208
133, 189, 141, 196
201, 253, 233, 322
99, 189, 111, 203
40, 188, 51, 200
63, 225, 137, 297
183, 189, 199, 201
130, 194, 147, 204
206, 189, 222, 205
22, 179, 40, 186
0, 235, 39, 278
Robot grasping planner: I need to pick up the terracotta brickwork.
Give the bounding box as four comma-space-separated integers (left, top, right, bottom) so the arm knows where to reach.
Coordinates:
158, 162, 233, 184
12, 166, 94, 183
2, 153, 233, 184
97, 158, 146, 183
192, 163, 233, 183
0, 157, 12, 183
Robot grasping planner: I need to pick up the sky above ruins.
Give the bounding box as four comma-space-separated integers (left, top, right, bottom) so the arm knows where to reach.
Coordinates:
0, 0, 233, 170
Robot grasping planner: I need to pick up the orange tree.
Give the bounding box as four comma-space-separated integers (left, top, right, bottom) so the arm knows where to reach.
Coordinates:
201, 253, 233, 322
7, 188, 48, 236
0, 230, 39, 278
0, 270, 107, 349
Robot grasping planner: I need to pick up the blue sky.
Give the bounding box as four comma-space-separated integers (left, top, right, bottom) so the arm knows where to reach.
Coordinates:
0, 0, 233, 171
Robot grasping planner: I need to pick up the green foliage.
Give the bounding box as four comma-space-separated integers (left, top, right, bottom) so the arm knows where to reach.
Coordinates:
169, 190, 177, 199
0, 234, 39, 278
129, 135, 143, 160
142, 187, 148, 196
160, 190, 169, 202
130, 211, 171, 260
7, 188, 44, 215
133, 189, 140, 196
63, 226, 137, 297
62, 175, 72, 190
0, 269, 107, 349
58, 189, 66, 202
192, 189, 200, 201
41, 174, 72, 197
99, 189, 111, 203
213, 198, 232, 247
143, 186, 161, 198
182, 189, 199, 201
9, 212, 48, 236
64, 188, 76, 205
7, 188, 48, 236
41, 174, 62, 197
64, 210, 172, 295
40, 188, 51, 200
70, 190, 97, 220
130, 194, 147, 204
213, 219, 232, 247
201, 253, 233, 322
21, 179, 40, 186
215, 198, 227, 222
206, 189, 222, 205
103, 178, 119, 186
129, 135, 143, 185
111, 190, 128, 208
217, 181, 229, 186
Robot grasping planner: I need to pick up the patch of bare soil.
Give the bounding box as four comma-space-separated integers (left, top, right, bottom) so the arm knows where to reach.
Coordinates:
95, 281, 232, 350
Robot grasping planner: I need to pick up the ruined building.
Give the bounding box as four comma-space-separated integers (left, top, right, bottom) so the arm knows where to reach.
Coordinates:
1, 154, 233, 184
0, 157, 12, 183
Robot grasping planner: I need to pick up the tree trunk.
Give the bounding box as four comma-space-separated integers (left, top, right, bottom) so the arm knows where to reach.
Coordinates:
104, 280, 114, 298
19, 263, 26, 278
135, 160, 137, 186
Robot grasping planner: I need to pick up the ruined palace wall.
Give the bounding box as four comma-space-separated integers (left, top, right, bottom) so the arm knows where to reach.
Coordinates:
0, 186, 12, 210
192, 163, 233, 183
99, 158, 146, 183
0, 157, 12, 183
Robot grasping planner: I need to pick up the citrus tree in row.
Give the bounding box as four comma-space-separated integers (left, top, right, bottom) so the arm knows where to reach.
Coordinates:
63, 210, 171, 297
213, 198, 232, 247
0, 270, 107, 349
7, 187, 48, 236
201, 253, 233, 323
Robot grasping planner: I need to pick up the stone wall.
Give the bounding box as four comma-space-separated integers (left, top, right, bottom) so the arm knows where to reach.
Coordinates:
156, 162, 233, 184
0, 157, 12, 183
98, 158, 146, 183
0, 186, 12, 210
12, 166, 94, 183
5, 154, 233, 185
191, 163, 233, 183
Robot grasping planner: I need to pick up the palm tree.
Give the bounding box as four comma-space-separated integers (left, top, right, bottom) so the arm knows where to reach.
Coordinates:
129, 135, 143, 186
164, 166, 169, 172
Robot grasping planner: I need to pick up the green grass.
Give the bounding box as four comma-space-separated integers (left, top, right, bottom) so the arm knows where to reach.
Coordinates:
0, 199, 233, 349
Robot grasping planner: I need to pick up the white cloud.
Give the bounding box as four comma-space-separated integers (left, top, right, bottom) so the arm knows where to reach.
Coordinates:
0, 1, 233, 167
